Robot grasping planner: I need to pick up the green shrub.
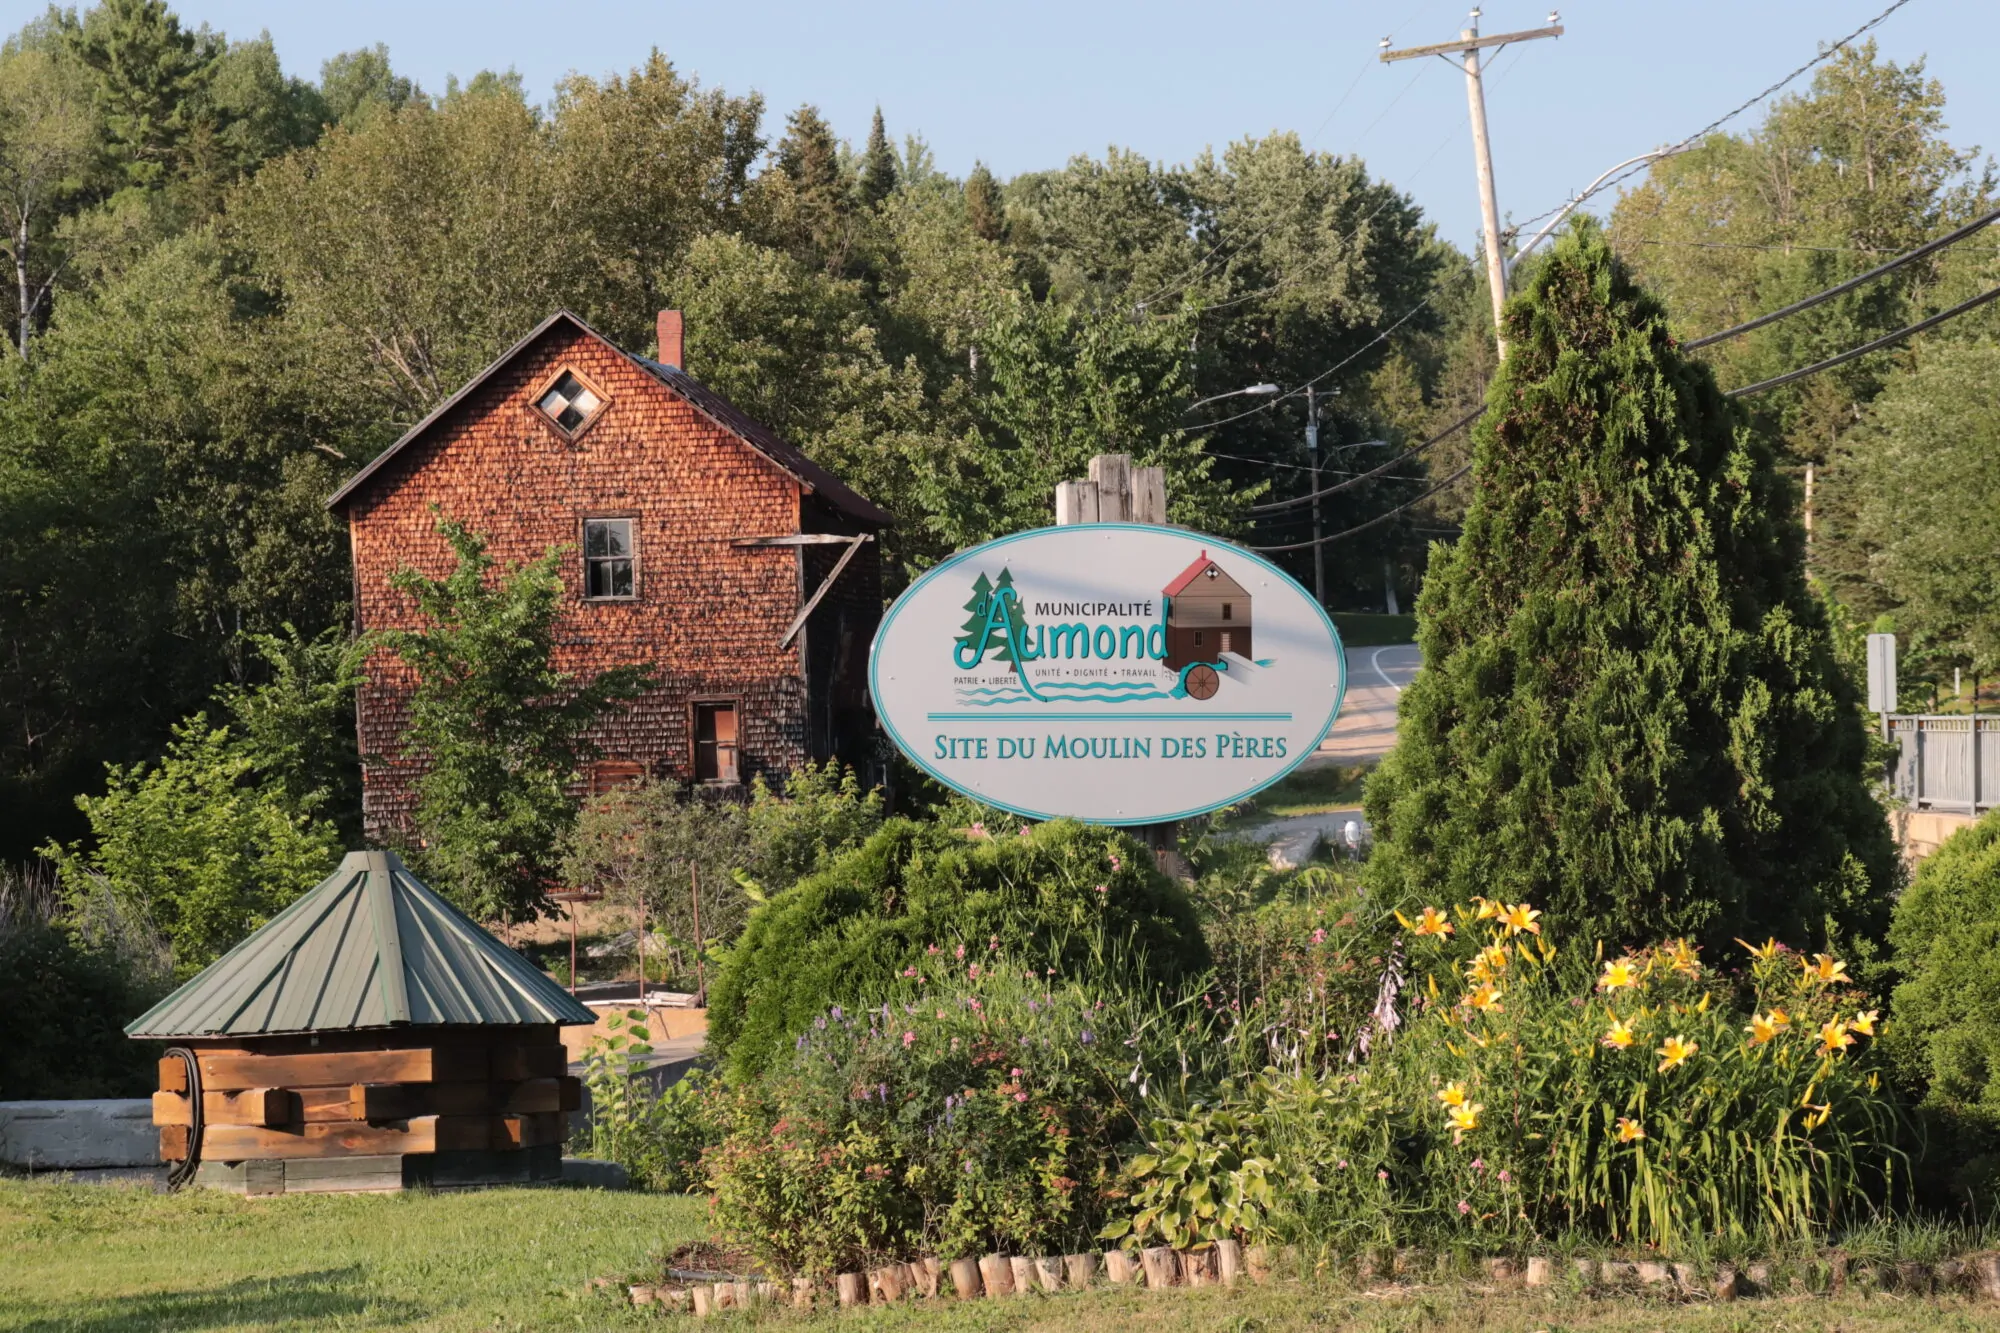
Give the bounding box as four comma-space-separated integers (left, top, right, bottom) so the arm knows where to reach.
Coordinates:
576, 1008, 714, 1191
0, 921, 166, 1099
705, 961, 1188, 1275
747, 760, 884, 893
707, 817, 1207, 1077
1887, 811, 2000, 1205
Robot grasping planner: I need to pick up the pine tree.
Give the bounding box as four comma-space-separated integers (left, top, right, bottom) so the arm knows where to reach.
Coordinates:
1362, 219, 1897, 953
856, 105, 897, 208
71, 0, 220, 190
773, 102, 851, 273
965, 161, 1004, 241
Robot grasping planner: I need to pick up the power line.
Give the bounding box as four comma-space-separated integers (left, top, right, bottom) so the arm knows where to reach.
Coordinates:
1509, 0, 1921, 239
1248, 406, 1480, 512
1683, 203, 2000, 350
1249, 464, 1471, 551
1251, 276, 2000, 552
1726, 282, 2000, 397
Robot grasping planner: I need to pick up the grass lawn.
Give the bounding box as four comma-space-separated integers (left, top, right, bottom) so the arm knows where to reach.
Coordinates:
1330, 612, 1417, 647
1205, 761, 1369, 829
11, 1179, 2000, 1332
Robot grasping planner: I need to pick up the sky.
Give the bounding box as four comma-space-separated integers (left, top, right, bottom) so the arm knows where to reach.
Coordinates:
6, 0, 1989, 256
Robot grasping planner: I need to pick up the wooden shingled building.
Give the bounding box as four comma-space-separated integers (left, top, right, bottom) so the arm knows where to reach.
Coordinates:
128, 850, 593, 1195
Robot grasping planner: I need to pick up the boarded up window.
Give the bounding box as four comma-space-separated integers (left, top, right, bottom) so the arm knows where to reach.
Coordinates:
694, 703, 739, 783
589, 760, 646, 794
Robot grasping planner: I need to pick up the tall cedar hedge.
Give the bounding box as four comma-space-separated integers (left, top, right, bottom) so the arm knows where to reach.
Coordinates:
1363, 220, 1896, 951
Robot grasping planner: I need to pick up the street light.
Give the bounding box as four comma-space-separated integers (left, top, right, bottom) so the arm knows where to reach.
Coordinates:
1185, 383, 1280, 413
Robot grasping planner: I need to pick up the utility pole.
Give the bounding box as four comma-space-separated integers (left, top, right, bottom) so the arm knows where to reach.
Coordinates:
1306, 386, 1324, 607
1383, 10, 1563, 360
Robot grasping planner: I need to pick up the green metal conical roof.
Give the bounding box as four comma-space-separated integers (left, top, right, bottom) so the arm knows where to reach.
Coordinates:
126, 850, 594, 1038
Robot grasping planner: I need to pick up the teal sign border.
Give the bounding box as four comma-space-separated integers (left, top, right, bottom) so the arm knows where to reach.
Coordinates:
867, 523, 1349, 826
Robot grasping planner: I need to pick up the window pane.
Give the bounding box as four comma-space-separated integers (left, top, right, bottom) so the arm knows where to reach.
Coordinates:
586, 560, 608, 598
602, 520, 630, 556
556, 402, 586, 430
571, 386, 602, 417
584, 522, 610, 556
607, 559, 633, 597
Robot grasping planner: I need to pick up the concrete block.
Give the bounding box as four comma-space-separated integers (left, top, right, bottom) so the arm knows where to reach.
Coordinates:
560, 1157, 630, 1189
0, 1099, 157, 1169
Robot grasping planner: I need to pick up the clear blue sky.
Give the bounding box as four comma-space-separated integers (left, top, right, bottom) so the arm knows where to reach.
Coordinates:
8, 0, 1989, 254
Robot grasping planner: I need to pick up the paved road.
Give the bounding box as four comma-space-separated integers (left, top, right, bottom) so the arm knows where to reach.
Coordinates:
1317, 643, 1421, 765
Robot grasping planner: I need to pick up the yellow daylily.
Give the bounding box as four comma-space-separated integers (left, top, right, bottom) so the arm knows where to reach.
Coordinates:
1472, 897, 1502, 921
1614, 1116, 1646, 1143
1436, 1081, 1469, 1109
1745, 1011, 1787, 1046
1737, 936, 1782, 962
1803, 954, 1850, 986
1449, 1102, 1483, 1141
1656, 1035, 1698, 1073
1466, 984, 1505, 1014
1501, 902, 1542, 936
1851, 1009, 1879, 1037
1601, 1017, 1636, 1050
1414, 906, 1454, 938
1803, 1102, 1832, 1130
1663, 939, 1701, 977
1819, 1019, 1854, 1056
1599, 959, 1639, 991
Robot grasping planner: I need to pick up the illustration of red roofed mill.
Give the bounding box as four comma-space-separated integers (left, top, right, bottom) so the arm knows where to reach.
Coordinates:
1162, 550, 1252, 671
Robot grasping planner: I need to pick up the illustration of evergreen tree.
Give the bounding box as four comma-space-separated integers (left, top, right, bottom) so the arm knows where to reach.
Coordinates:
956, 571, 998, 663
990, 568, 1032, 671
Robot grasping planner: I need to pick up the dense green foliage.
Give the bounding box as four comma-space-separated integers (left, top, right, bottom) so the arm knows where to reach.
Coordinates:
706, 818, 1208, 1077
385, 518, 651, 923
1364, 221, 1897, 951
0, 919, 164, 1098
1887, 810, 2000, 1203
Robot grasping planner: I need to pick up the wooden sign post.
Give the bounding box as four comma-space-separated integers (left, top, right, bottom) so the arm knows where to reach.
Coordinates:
1055, 454, 1187, 877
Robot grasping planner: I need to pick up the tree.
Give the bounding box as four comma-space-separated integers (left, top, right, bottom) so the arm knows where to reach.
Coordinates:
385, 517, 652, 922
318, 44, 418, 126
0, 40, 100, 355
745, 758, 884, 892
212, 624, 367, 845
964, 162, 1003, 242
564, 777, 751, 969
768, 103, 853, 275
856, 105, 897, 209
1362, 220, 1897, 952
1822, 339, 2000, 678
42, 715, 340, 974
70, 0, 219, 193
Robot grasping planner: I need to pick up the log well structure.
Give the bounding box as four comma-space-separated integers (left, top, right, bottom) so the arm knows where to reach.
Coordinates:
128, 850, 594, 1194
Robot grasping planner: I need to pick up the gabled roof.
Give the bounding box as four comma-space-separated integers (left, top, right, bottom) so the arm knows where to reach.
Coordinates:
326, 310, 890, 527
1165, 551, 1229, 597
125, 850, 594, 1038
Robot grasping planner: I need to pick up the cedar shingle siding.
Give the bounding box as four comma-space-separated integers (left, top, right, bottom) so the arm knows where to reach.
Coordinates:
332, 312, 888, 844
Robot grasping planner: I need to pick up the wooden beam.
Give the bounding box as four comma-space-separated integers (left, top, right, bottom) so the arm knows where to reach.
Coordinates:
158, 1057, 188, 1093
153, 1088, 294, 1128
1380, 25, 1561, 62
200, 1113, 568, 1160
777, 536, 868, 649
159, 1124, 190, 1161
196, 1046, 488, 1091
732, 534, 876, 547
491, 1045, 569, 1081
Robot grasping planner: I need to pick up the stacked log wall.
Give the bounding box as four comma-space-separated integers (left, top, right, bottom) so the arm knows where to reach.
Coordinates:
151, 1026, 579, 1194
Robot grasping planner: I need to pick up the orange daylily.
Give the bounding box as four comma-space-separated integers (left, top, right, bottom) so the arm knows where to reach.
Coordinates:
1657, 1035, 1698, 1072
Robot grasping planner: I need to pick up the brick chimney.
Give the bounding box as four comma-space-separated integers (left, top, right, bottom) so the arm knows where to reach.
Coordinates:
657, 310, 684, 369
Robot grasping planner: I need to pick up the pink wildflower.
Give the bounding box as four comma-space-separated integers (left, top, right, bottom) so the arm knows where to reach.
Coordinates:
1497, 1170, 1511, 1184
1014, 1091, 1028, 1102
1109, 854, 1122, 872
1458, 1199, 1471, 1215
1337, 1160, 1349, 1170
955, 943, 966, 960
1019, 825, 1031, 837
902, 967, 918, 978
902, 1031, 916, 1047
1010, 1067, 1022, 1077
1378, 1170, 1389, 1180
1095, 883, 1108, 895
1471, 1158, 1485, 1172
1311, 928, 1327, 944
969, 822, 987, 838
969, 999, 983, 1011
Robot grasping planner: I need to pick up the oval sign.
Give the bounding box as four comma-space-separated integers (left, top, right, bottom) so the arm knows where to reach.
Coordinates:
869, 524, 1346, 824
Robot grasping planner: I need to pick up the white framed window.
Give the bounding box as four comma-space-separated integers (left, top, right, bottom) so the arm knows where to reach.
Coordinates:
582, 517, 636, 599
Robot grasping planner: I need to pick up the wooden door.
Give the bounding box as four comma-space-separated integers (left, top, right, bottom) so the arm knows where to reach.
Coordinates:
694, 704, 739, 783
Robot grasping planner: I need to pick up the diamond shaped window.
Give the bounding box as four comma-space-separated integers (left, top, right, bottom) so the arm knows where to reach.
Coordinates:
536, 370, 604, 434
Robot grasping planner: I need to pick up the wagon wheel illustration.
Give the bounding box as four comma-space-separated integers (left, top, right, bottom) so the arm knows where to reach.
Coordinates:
1183, 663, 1221, 701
